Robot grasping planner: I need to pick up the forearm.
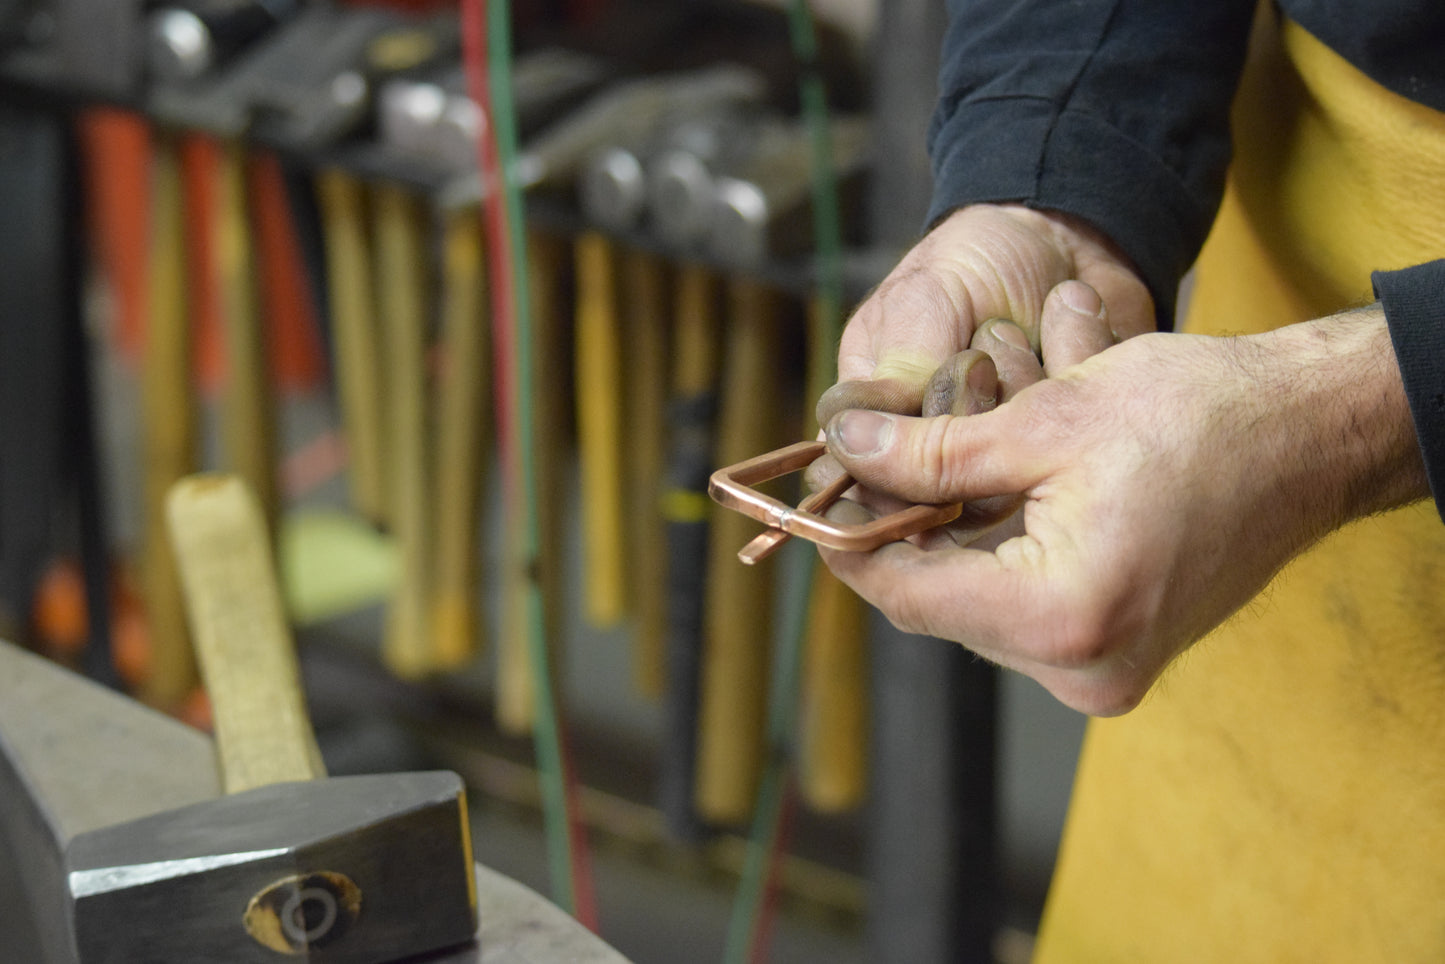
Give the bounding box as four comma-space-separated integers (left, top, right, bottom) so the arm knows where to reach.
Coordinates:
1245, 310, 1427, 546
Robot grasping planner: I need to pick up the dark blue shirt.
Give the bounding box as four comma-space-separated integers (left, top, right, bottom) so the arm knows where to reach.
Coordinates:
926, 1, 1445, 515
927, 0, 1445, 324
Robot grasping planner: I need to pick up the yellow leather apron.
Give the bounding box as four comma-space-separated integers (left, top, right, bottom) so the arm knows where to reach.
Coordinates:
1034, 9, 1445, 962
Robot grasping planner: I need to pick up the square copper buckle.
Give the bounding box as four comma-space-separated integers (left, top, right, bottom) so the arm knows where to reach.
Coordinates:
708, 440, 962, 563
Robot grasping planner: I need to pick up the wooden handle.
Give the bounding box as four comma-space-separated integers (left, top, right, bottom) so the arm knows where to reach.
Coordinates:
315, 168, 388, 526
496, 230, 568, 735
623, 248, 670, 698
798, 292, 868, 812
374, 183, 434, 679
800, 566, 869, 812
658, 261, 722, 838
166, 474, 324, 794
574, 230, 628, 628
431, 209, 490, 670
216, 140, 279, 535
139, 135, 199, 709
695, 277, 784, 824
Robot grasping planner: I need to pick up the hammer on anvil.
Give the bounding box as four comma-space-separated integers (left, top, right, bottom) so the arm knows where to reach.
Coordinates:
62, 474, 478, 962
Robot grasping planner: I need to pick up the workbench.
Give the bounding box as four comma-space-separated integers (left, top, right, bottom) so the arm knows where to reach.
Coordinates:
0, 639, 630, 963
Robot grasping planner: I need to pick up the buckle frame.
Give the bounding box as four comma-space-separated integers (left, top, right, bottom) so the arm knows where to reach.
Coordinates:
708, 440, 962, 562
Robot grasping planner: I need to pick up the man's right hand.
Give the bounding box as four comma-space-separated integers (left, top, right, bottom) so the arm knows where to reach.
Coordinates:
817, 309, 1427, 716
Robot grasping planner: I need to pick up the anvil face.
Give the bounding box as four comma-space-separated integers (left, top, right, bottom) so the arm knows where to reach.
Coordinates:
65, 772, 477, 964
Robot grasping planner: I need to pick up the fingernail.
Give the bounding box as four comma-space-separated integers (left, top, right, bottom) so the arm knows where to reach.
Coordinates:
829, 409, 894, 458
964, 359, 997, 412
1058, 281, 1104, 318
921, 366, 957, 419
986, 319, 1031, 351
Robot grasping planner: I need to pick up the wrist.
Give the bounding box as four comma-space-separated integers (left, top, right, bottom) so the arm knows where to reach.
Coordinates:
955, 203, 1128, 265
1250, 308, 1427, 533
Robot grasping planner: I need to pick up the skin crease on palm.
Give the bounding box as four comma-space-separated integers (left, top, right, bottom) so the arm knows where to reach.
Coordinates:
807, 204, 1428, 716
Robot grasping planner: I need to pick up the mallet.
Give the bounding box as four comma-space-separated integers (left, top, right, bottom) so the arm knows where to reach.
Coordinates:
62, 474, 477, 962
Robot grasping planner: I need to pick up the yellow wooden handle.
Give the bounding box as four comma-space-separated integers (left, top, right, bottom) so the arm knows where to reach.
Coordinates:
799, 294, 868, 812
140, 134, 198, 709
574, 230, 628, 628
496, 230, 569, 735
216, 140, 279, 535
431, 209, 489, 670
374, 183, 434, 679
315, 168, 388, 526
800, 566, 868, 813
623, 248, 670, 698
695, 277, 783, 824
166, 474, 324, 794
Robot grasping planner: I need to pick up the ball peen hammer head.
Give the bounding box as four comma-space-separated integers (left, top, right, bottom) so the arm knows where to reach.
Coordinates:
64, 771, 477, 963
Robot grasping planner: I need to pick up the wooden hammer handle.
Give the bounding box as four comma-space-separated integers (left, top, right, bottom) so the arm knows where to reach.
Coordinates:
800, 565, 868, 813
374, 183, 435, 679
315, 168, 388, 526
623, 247, 671, 698
574, 230, 629, 628
167, 474, 325, 794
431, 208, 489, 670
139, 134, 199, 710
216, 140, 280, 536
695, 277, 783, 823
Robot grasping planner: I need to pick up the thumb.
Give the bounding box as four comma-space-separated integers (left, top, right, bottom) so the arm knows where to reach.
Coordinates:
824, 408, 1031, 505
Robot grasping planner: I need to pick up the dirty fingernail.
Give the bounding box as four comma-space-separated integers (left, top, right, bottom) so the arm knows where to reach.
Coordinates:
829, 409, 894, 458
964, 358, 997, 412
921, 365, 957, 419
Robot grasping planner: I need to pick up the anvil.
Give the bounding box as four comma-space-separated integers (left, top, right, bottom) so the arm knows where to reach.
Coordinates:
0, 475, 629, 964
0, 640, 630, 964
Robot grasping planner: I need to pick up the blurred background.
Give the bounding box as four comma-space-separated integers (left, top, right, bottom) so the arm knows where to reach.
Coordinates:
0, 2, 1086, 960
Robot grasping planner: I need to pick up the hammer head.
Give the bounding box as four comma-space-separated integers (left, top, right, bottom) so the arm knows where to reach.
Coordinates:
64, 771, 476, 963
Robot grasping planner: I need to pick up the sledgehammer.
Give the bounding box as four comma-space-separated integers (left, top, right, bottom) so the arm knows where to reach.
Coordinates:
61, 474, 477, 963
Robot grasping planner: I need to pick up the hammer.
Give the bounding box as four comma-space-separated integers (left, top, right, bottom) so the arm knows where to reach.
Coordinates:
61, 474, 477, 962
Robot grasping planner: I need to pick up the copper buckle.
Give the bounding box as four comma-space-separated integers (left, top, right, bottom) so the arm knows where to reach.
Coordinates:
708, 440, 962, 564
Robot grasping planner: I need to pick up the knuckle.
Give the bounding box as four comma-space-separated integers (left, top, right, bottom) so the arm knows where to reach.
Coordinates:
902, 415, 972, 503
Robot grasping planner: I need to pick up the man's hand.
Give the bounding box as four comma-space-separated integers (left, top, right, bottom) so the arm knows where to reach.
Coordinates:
818, 309, 1427, 716
816, 203, 1155, 425
808, 202, 1153, 548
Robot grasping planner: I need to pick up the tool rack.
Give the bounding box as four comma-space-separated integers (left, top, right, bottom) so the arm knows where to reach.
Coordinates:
0, 2, 1022, 961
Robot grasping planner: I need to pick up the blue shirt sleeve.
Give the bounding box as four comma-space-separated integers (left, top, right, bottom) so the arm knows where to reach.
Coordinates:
1374, 260, 1445, 521
926, 0, 1257, 328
